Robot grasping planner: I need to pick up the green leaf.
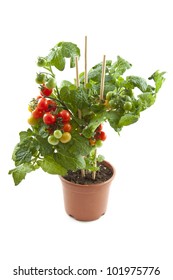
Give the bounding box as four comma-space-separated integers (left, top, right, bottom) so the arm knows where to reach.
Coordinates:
35, 135, 53, 156
55, 149, 85, 171
82, 112, 106, 138
9, 163, 34, 186
126, 76, 148, 92
118, 113, 139, 127
148, 70, 166, 93
19, 129, 33, 141
60, 80, 73, 88
14, 138, 39, 166
38, 156, 67, 175
57, 41, 80, 68
106, 111, 121, 132
51, 48, 65, 71
137, 92, 156, 111
68, 131, 92, 156
60, 87, 89, 111
110, 56, 132, 78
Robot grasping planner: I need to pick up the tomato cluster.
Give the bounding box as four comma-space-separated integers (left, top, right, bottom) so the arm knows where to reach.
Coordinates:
89, 124, 107, 147
28, 85, 72, 145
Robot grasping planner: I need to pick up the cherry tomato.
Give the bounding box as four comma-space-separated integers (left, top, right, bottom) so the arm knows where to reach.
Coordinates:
96, 139, 103, 147
48, 135, 59, 145
35, 73, 46, 84
46, 78, 56, 89
37, 57, 47, 67
60, 132, 71, 143
96, 124, 103, 131
37, 98, 48, 111
63, 123, 72, 132
58, 110, 71, 122
54, 129, 63, 139
123, 101, 132, 111
41, 86, 52, 97
46, 100, 57, 111
99, 131, 107, 141
32, 108, 44, 119
27, 115, 39, 126
28, 105, 33, 112
89, 139, 96, 146
43, 112, 56, 125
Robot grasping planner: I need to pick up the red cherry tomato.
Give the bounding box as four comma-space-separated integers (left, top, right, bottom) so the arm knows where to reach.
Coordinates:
96, 124, 103, 131
43, 112, 56, 125
58, 110, 71, 122
99, 131, 107, 141
46, 100, 57, 112
40, 86, 52, 97
37, 98, 48, 111
63, 123, 72, 132
32, 108, 44, 119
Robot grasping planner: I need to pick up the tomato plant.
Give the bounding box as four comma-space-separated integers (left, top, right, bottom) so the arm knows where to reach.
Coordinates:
9, 39, 165, 186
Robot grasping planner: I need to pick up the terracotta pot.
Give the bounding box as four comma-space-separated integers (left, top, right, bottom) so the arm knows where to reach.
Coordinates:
59, 161, 116, 221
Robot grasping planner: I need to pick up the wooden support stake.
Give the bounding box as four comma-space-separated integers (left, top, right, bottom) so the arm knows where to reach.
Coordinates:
84, 35, 88, 86
75, 56, 85, 177
100, 55, 106, 100
92, 55, 106, 180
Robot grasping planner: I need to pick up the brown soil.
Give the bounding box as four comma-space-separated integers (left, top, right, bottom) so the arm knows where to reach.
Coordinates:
63, 162, 113, 185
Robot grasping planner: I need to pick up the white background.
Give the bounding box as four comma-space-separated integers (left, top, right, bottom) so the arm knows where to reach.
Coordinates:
0, 0, 173, 279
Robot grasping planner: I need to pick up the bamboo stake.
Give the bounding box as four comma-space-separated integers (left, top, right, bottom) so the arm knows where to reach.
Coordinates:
84, 35, 88, 86
75, 56, 85, 177
100, 54, 106, 100
92, 55, 106, 180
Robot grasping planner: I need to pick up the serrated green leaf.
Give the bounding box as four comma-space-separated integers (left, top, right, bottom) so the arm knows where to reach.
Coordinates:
58, 41, 80, 58
68, 132, 92, 156
55, 150, 85, 171
35, 135, 53, 156
51, 48, 65, 71
138, 92, 156, 111
38, 156, 67, 175
110, 56, 132, 78
148, 70, 166, 93
106, 111, 121, 132
14, 138, 39, 166
82, 112, 106, 138
126, 76, 148, 92
9, 163, 34, 186
118, 113, 139, 127
60, 80, 73, 88
19, 129, 33, 141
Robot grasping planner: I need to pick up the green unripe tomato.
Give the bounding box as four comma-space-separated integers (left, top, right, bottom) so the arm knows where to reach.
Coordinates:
48, 135, 59, 145
54, 129, 63, 139
106, 91, 113, 101
96, 140, 103, 148
37, 57, 47, 67
108, 99, 117, 109
35, 73, 46, 84
123, 101, 132, 111
46, 78, 56, 89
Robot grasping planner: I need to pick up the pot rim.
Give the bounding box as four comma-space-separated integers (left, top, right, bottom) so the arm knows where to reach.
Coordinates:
59, 160, 116, 188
